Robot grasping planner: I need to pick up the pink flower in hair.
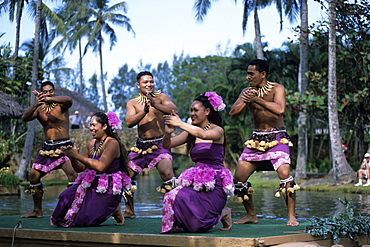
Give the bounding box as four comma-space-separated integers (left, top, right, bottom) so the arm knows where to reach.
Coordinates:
106, 111, 122, 130
204, 92, 226, 111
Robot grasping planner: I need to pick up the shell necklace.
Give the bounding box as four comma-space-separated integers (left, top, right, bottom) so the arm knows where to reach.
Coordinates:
90, 135, 108, 157
41, 103, 56, 112
257, 81, 276, 98
136, 89, 161, 104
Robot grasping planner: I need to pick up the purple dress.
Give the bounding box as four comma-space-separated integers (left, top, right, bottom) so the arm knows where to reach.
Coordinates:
50, 157, 131, 227
162, 143, 234, 233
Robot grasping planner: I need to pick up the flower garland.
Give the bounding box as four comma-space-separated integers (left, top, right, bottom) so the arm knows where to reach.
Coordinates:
204, 92, 226, 111
106, 111, 122, 131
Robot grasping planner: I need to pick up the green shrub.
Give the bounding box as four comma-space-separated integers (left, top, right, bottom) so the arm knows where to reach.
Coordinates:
0, 173, 20, 187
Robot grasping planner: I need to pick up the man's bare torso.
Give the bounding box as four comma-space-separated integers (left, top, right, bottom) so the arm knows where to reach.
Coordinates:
249, 84, 285, 130
130, 95, 167, 139
37, 105, 70, 140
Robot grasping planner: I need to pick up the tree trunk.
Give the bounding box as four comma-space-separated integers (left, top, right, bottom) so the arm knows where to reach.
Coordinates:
15, 0, 42, 181
327, 0, 356, 184
295, 0, 309, 180
13, 0, 25, 59
99, 36, 108, 112
78, 37, 84, 95
253, 2, 264, 59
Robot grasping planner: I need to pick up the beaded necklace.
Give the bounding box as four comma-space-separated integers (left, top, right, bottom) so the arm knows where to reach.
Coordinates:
136, 90, 161, 104
203, 122, 211, 131
90, 135, 108, 157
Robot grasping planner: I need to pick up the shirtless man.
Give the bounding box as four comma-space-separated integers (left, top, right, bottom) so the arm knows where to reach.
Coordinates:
229, 59, 299, 226
21, 81, 77, 218
124, 71, 177, 218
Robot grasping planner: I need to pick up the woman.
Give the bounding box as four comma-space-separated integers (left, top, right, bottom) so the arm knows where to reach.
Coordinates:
50, 112, 131, 227
161, 92, 234, 233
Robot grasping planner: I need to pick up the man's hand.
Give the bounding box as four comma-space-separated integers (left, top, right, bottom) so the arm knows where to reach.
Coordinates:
241, 87, 258, 103
32, 90, 45, 106
146, 93, 156, 107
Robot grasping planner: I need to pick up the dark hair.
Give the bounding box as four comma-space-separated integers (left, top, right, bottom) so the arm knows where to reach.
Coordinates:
136, 71, 153, 82
186, 93, 224, 153
40, 81, 55, 91
92, 112, 129, 172
249, 59, 269, 77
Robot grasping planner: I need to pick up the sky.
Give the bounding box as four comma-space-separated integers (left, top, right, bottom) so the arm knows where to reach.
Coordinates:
1, 0, 326, 85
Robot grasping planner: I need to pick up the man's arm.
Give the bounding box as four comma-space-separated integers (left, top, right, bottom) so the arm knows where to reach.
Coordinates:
229, 88, 250, 118
125, 99, 149, 128
148, 93, 178, 115
22, 90, 43, 122
44, 96, 72, 111
251, 84, 286, 116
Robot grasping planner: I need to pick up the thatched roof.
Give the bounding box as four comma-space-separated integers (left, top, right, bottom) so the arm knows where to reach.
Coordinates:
0, 91, 26, 119
55, 86, 102, 120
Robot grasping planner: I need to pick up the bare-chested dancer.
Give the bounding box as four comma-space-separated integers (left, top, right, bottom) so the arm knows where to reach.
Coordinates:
124, 71, 177, 218
21, 81, 77, 218
229, 59, 299, 226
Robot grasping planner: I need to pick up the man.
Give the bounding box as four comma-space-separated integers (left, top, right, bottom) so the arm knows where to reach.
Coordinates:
354, 153, 370, 186
21, 81, 77, 218
85, 111, 94, 126
229, 59, 299, 226
69, 110, 86, 129
124, 71, 177, 218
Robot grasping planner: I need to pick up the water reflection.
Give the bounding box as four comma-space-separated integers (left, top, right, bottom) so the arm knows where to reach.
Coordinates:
1, 173, 369, 221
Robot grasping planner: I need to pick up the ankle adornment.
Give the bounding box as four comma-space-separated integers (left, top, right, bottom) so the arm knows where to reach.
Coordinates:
233, 181, 254, 202
24, 183, 44, 195
275, 176, 300, 197
156, 177, 177, 193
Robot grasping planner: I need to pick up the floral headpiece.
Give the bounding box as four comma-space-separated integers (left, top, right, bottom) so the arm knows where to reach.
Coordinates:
106, 111, 122, 131
204, 92, 226, 111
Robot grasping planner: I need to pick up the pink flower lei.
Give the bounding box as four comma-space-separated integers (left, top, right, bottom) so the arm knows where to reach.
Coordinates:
204, 92, 226, 111
106, 111, 122, 130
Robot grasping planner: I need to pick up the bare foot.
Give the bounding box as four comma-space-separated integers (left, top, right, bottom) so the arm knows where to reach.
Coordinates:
220, 208, 232, 231
21, 211, 43, 218
123, 211, 136, 219
287, 216, 299, 226
234, 215, 258, 224
112, 207, 124, 225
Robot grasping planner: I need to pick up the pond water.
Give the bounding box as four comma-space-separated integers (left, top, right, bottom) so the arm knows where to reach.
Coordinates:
1, 173, 369, 222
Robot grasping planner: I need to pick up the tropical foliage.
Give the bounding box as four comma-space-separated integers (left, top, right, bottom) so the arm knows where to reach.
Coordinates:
0, 0, 369, 183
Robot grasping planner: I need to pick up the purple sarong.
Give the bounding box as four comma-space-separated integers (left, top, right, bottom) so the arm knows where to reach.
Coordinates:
162, 143, 234, 233
128, 137, 172, 174
50, 157, 131, 227
239, 128, 291, 170
32, 139, 72, 174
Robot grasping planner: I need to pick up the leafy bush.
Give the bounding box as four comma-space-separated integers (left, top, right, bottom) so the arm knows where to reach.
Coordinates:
0, 167, 20, 187
306, 198, 370, 246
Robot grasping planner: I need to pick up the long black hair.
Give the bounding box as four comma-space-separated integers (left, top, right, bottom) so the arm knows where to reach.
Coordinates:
186, 93, 224, 153
93, 112, 128, 172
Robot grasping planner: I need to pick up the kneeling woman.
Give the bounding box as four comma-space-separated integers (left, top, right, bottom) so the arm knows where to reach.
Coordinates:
161, 92, 234, 233
51, 112, 131, 227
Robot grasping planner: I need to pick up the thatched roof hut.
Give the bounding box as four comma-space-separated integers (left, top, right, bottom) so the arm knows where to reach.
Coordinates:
55, 86, 102, 121
0, 91, 26, 119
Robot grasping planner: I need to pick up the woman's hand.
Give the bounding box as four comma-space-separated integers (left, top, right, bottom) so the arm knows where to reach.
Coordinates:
164, 110, 182, 127
61, 143, 80, 158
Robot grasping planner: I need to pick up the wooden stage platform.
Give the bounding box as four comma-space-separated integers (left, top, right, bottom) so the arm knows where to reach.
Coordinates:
1, 216, 369, 247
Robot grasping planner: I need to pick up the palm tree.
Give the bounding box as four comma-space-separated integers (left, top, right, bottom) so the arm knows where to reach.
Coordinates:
0, 0, 30, 58
295, 0, 309, 180
15, 0, 42, 181
327, 0, 355, 184
193, 0, 299, 59
53, 0, 91, 95
84, 0, 134, 112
